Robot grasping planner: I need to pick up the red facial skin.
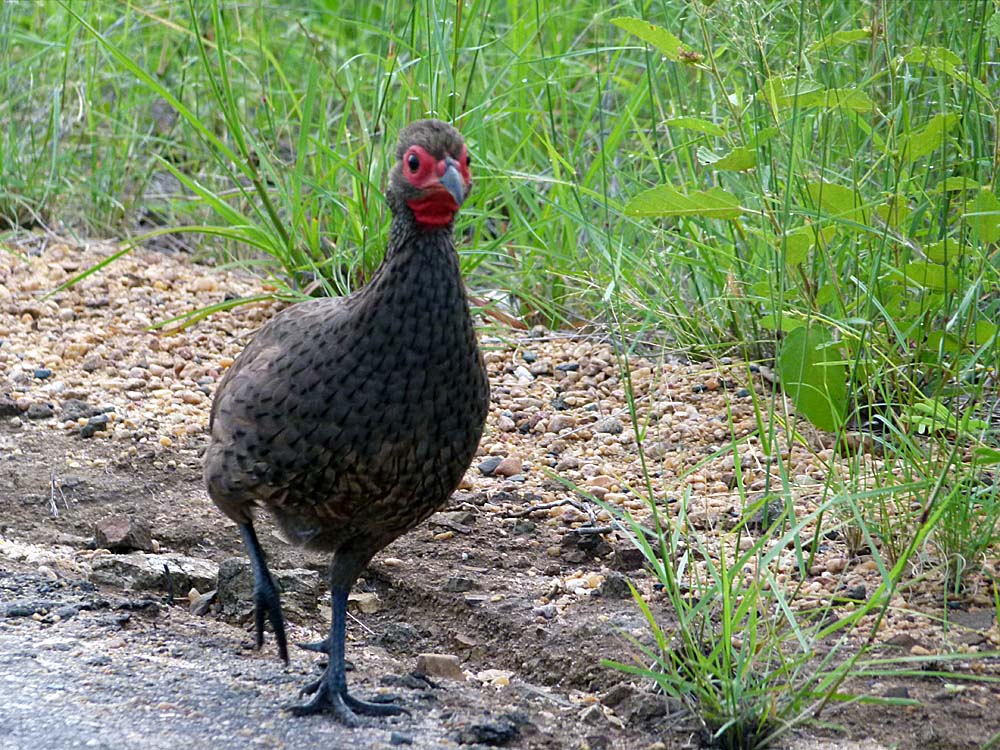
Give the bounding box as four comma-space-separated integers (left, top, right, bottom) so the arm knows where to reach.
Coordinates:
403, 144, 471, 228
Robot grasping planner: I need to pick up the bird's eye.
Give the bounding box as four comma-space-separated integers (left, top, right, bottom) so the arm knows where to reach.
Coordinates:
465, 154, 471, 168
407, 153, 420, 172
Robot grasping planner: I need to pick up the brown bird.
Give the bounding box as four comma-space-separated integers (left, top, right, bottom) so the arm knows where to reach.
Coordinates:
203, 119, 490, 724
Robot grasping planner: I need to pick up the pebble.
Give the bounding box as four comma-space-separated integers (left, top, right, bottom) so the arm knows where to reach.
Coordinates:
94, 514, 154, 552
81, 414, 110, 438
34, 368, 52, 380
497, 415, 516, 432
478, 456, 503, 476
415, 653, 465, 680
493, 457, 523, 477
594, 417, 624, 434
513, 365, 535, 384
348, 591, 381, 614
547, 414, 576, 432
555, 456, 579, 471
26, 403, 53, 420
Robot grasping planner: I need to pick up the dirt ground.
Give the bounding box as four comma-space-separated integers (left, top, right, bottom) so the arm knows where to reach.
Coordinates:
1, 237, 999, 750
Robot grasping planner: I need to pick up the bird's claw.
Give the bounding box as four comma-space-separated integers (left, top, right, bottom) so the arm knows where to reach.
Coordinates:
252, 582, 289, 663
288, 683, 408, 725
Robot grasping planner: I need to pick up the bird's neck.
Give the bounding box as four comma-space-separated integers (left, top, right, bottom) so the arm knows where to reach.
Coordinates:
359, 218, 467, 313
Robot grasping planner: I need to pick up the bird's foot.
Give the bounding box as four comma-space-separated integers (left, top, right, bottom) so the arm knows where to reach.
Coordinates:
252, 583, 289, 663
288, 681, 408, 725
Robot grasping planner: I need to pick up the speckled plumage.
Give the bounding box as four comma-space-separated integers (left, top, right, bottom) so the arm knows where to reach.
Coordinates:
202, 120, 489, 723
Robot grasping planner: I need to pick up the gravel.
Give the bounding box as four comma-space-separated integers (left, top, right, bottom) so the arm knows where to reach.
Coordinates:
2, 238, 999, 675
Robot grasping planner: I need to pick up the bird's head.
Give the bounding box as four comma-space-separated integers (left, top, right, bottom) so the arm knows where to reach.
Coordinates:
389, 119, 472, 230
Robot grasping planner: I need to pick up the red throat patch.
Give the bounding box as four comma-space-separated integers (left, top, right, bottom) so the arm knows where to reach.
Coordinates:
407, 190, 459, 228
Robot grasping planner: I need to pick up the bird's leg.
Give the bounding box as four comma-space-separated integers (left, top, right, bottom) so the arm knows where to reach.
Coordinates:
238, 521, 289, 663
289, 587, 408, 724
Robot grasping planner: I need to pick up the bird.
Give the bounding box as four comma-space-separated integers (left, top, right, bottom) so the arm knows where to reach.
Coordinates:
203, 119, 490, 725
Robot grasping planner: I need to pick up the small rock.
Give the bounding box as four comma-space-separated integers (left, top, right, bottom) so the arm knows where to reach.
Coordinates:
90, 553, 219, 594
94, 515, 154, 553
554, 456, 579, 471
612, 545, 647, 571
389, 732, 414, 746
81, 354, 104, 372
550, 396, 570, 411
442, 576, 476, 593
80, 413, 110, 438
736, 388, 751, 398
415, 653, 465, 681
512, 519, 536, 536
600, 682, 635, 708
948, 608, 995, 632
579, 703, 604, 724
26, 403, 54, 420
620, 691, 670, 722
380, 622, 420, 651
547, 414, 576, 433
0, 397, 19, 417
594, 417, 623, 434
478, 456, 503, 476
33, 368, 52, 380
883, 686, 911, 699
521, 351, 537, 363
189, 589, 217, 616
599, 571, 634, 599
494, 457, 523, 477
454, 714, 523, 746
348, 591, 381, 614
528, 360, 552, 376
497, 415, 516, 432
884, 633, 918, 648
839, 584, 867, 602
61, 398, 101, 422
513, 365, 534, 384
555, 362, 579, 372
531, 604, 556, 620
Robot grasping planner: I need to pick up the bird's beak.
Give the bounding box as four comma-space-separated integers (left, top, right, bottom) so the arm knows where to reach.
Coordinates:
439, 158, 465, 207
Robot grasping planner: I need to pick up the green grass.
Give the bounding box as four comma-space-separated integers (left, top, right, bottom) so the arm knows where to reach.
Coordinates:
2, 0, 999, 746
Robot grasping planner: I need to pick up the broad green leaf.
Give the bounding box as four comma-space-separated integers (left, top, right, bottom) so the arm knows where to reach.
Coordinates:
783, 230, 811, 266
805, 181, 871, 226
758, 77, 872, 113
903, 46, 990, 99
752, 128, 780, 148
974, 446, 1000, 465
875, 194, 911, 228
972, 320, 997, 346
612, 17, 684, 61
807, 29, 870, 54
624, 185, 742, 219
666, 117, 725, 137
815, 283, 838, 306
712, 146, 756, 171
782, 225, 833, 267
758, 312, 805, 333
899, 113, 960, 163
926, 331, 962, 353
963, 189, 1000, 243
778, 325, 847, 432
903, 46, 962, 73
904, 261, 953, 291
989, 11, 1000, 42
924, 239, 967, 263
932, 177, 983, 193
